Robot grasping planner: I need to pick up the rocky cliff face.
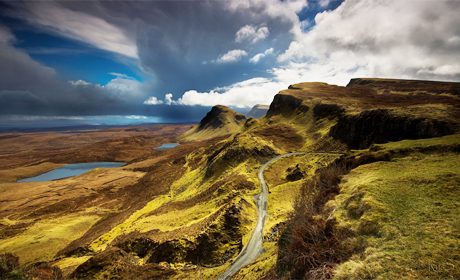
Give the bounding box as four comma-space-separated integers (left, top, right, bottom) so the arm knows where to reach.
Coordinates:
266, 93, 310, 117
267, 79, 460, 150
329, 109, 458, 149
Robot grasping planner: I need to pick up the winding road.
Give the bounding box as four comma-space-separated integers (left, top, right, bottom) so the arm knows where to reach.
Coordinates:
218, 152, 308, 280
218, 152, 344, 280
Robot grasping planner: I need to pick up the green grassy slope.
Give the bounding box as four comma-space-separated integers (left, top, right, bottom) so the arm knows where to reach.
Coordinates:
331, 136, 460, 280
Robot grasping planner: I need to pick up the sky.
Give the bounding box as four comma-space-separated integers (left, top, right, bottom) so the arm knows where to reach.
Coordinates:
0, 0, 459, 128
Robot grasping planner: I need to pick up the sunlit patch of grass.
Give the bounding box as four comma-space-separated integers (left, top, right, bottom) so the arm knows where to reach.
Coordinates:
0, 214, 99, 264
371, 133, 460, 151
89, 195, 171, 252
170, 165, 207, 200
132, 197, 221, 233
54, 256, 91, 269
53, 256, 91, 276
330, 152, 460, 280
90, 158, 260, 254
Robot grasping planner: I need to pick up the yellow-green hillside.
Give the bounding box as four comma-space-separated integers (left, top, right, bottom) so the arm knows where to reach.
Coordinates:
180, 105, 247, 141
330, 137, 460, 280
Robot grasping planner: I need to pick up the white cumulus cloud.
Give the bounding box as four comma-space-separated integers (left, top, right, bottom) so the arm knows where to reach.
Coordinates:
213, 49, 248, 64
165, 93, 174, 105
162, 77, 287, 108
276, 0, 460, 84
69, 80, 93, 87
235, 25, 269, 44
250, 48, 274, 63
143, 96, 163, 105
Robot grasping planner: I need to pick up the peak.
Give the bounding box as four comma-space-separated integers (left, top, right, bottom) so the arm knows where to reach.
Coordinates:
180, 105, 246, 141
212, 105, 231, 111
206, 105, 244, 119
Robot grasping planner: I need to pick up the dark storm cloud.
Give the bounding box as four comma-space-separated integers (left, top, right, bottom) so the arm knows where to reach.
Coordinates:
130, 0, 297, 94
0, 90, 49, 115
9, 0, 299, 94
0, 0, 303, 123
0, 26, 139, 117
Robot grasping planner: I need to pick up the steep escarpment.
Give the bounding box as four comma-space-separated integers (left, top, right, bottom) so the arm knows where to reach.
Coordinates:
329, 108, 458, 149
180, 105, 246, 141
281, 79, 460, 149
266, 92, 310, 117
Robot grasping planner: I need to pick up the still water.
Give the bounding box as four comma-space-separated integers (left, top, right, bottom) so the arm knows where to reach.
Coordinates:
154, 143, 180, 150
17, 162, 125, 182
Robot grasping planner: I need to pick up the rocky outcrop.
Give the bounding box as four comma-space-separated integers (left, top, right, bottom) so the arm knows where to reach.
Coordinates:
329, 109, 457, 149
70, 247, 175, 279
205, 139, 278, 178
266, 93, 310, 117
286, 164, 306, 181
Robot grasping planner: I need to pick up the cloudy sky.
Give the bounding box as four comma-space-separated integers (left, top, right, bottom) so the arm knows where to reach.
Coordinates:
0, 0, 459, 127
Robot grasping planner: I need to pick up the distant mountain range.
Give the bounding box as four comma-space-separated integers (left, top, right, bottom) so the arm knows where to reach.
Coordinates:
0, 122, 196, 133
245, 104, 269, 119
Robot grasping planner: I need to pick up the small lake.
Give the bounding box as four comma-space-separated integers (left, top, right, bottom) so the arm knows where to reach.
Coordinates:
154, 143, 180, 150
17, 162, 125, 182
